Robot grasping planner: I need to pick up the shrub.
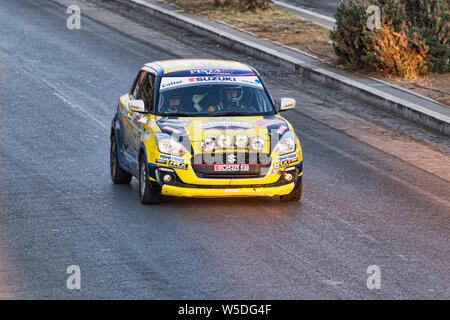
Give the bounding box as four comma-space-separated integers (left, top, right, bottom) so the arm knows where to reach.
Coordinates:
362, 24, 428, 77
239, 0, 273, 11
214, 0, 273, 11
405, 0, 449, 73
330, 0, 449, 76
330, 0, 369, 69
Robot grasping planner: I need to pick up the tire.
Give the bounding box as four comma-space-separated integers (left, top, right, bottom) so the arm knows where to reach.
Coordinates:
110, 135, 132, 184
280, 177, 302, 202
139, 154, 162, 204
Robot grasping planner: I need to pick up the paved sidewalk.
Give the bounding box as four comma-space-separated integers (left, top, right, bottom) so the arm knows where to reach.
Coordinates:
127, 0, 449, 135
273, 0, 336, 29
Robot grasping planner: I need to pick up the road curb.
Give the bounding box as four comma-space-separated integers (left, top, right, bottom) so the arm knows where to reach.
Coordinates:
128, 0, 449, 135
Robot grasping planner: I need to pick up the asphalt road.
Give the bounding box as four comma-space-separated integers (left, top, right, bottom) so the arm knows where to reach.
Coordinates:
0, 0, 449, 299
280, 0, 343, 17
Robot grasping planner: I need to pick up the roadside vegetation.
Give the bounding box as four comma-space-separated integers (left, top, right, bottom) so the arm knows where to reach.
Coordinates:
165, 0, 449, 106
331, 0, 449, 77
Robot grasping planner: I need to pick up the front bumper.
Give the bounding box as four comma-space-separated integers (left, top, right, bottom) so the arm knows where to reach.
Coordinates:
161, 182, 295, 198
148, 150, 303, 198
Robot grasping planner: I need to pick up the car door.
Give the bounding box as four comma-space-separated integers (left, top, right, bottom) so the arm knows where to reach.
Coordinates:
127, 71, 156, 160
120, 70, 146, 160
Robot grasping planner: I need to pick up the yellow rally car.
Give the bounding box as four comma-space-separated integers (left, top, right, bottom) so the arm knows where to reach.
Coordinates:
110, 59, 303, 204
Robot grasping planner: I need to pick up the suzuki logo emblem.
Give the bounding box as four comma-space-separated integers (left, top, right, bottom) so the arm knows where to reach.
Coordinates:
226, 154, 237, 164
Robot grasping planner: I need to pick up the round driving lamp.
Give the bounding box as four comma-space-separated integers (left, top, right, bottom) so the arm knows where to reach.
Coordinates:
216, 134, 233, 148
201, 137, 216, 152
235, 134, 249, 148
250, 136, 265, 151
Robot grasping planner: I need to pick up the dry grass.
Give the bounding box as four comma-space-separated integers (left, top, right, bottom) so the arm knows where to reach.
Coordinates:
166, 0, 334, 58
165, 0, 449, 106
377, 73, 450, 106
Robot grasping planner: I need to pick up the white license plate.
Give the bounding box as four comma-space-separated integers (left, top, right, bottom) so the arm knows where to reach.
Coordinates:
214, 164, 250, 172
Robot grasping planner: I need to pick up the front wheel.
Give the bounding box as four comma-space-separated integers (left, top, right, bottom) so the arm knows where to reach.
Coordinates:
110, 136, 132, 184
139, 154, 162, 204
280, 177, 302, 202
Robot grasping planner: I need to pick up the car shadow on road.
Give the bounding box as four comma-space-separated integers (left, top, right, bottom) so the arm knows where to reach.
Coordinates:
109, 181, 304, 218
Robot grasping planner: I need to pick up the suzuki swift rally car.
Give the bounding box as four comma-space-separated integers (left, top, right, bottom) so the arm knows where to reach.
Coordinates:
110, 59, 303, 204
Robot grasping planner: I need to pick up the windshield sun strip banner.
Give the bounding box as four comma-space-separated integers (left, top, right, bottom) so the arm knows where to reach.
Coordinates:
164, 69, 256, 77
159, 76, 264, 92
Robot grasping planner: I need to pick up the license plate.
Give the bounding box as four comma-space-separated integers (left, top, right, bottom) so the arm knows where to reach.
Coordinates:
214, 164, 250, 172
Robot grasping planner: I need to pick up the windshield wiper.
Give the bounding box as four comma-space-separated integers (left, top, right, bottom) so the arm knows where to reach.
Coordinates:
209, 112, 253, 117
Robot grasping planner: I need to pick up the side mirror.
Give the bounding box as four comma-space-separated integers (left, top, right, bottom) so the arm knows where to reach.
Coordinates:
279, 98, 296, 111
128, 100, 145, 113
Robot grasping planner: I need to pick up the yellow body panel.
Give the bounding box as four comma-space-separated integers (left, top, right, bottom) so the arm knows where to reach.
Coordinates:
161, 183, 295, 197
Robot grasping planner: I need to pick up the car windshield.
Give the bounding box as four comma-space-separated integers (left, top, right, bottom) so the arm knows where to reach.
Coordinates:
157, 76, 276, 116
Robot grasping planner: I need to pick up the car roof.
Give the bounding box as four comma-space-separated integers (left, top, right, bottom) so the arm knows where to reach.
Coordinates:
143, 59, 257, 77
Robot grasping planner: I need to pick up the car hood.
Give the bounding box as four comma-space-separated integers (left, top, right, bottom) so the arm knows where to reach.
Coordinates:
155, 115, 290, 153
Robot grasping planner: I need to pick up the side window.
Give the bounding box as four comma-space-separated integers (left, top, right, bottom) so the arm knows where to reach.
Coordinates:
132, 71, 146, 98
136, 73, 155, 112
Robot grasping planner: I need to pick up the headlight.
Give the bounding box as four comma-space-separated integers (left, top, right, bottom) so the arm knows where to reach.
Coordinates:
235, 134, 249, 148
273, 131, 296, 155
201, 137, 216, 152
216, 134, 233, 148
155, 133, 188, 156
250, 136, 265, 151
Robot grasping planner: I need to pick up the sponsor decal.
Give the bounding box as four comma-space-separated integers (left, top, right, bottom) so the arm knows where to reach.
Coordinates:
274, 154, 298, 169
158, 117, 191, 125
278, 153, 297, 161
164, 70, 256, 77
155, 158, 167, 164
276, 125, 288, 135
190, 69, 235, 75
194, 76, 237, 82
131, 113, 142, 126
199, 121, 254, 131
159, 76, 263, 91
255, 118, 284, 127
157, 155, 188, 169
160, 80, 183, 89
274, 160, 289, 169
142, 128, 151, 140
132, 131, 139, 145
168, 160, 188, 170
240, 78, 262, 87
161, 126, 183, 135
159, 154, 186, 163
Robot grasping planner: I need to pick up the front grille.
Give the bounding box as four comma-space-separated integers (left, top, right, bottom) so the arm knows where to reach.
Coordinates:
191, 152, 272, 179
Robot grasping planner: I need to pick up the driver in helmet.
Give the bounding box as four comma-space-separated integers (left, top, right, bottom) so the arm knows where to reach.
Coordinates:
165, 93, 184, 113
221, 86, 243, 111
207, 86, 246, 112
